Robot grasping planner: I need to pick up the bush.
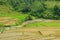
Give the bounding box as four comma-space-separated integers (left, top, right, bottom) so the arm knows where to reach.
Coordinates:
2, 0, 60, 20
53, 5, 60, 19
0, 1, 4, 5
0, 24, 5, 27
0, 24, 5, 33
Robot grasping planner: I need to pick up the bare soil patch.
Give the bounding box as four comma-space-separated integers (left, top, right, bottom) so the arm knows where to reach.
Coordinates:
0, 27, 60, 40
0, 17, 17, 25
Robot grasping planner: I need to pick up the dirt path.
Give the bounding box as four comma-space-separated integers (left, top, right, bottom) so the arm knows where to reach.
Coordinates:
17, 19, 54, 27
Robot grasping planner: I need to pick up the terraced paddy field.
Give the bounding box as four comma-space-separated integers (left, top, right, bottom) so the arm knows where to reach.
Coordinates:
0, 27, 60, 40
0, 17, 60, 40
0, 0, 60, 40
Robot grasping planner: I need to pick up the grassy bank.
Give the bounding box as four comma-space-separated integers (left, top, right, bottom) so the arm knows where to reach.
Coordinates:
23, 20, 60, 28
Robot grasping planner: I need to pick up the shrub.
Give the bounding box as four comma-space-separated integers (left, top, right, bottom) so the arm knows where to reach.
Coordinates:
0, 24, 5, 33
53, 5, 60, 19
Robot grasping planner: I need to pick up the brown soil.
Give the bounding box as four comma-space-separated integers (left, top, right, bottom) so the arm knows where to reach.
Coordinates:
0, 27, 60, 40
0, 17, 17, 25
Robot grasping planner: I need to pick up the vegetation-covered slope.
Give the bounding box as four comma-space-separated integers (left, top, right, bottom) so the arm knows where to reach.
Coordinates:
0, 0, 60, 26
0, 0, 60, 19
0, 1, 28, 26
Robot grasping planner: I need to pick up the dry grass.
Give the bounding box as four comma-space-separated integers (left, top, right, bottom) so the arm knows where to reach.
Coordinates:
0, 27, 60, 40
0, 17, 17, 25
0, 17, 60, 40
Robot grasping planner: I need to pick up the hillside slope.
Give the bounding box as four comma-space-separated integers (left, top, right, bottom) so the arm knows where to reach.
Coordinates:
0, 0, 60, 26
0, 4, 28, 26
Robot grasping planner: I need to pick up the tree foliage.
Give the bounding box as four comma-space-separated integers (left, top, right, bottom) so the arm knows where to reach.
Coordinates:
1, 0, 60, 19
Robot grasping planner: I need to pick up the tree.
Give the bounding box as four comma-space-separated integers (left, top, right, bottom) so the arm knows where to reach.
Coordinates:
0, 0, 5, 5
30, 1, 47, 18
21, 7, 31, 13
53, 5, 60, 19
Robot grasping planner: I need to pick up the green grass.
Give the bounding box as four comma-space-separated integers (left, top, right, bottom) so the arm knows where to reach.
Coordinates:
23, 21, 60, 28
0, 24, 5, 32
0, 12, 28, 26
0, 5, 28, 26
0, 1, 60, 27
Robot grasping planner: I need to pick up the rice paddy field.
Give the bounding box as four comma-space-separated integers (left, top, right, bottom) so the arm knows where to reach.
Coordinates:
0, 1, 60, 40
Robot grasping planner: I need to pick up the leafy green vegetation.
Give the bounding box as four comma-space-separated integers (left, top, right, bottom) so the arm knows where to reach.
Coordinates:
0, 24, 5, 27
0, 12, 28, 25
0, 0, 60, 19
0, 3, 28, 26
0, 24, 5, 32
0, 0, 60, 28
